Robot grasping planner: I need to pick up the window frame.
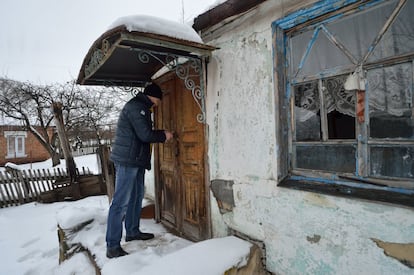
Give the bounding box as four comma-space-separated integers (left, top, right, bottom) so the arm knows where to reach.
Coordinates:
4, 131, 27, 159
272, 0, 414, 207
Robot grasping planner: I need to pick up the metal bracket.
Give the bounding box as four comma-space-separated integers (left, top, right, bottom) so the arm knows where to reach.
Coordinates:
131, 48, 206, 123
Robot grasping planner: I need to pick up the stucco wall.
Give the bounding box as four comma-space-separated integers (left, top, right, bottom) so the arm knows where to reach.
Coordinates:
202, 0, 414, 274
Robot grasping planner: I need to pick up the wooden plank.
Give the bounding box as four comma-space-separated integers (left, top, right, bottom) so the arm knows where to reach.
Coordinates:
30, 169, 41, 200
0, 172, 13, 207
36, 169, 47, 193
32, 169, 43, 197
20, 170, 31, 200
52, 102, 78, 185
0, 166, 105, 207
318, 78, 328, 142
16, 170, 30, 203
4, 173, 18, 206
0, 171, 8, 207
98, 145, 114, 202
192, 0, 266, 31
41, 169, 52, 190
279, 178, 414, 208
9, 170, 24, 205
52, 168, 58, 188
25, 170, 40, 200
56, 168, 64, 187
41, 169, 49, 190
45, 168, 55, 190
47, 168, 56, 189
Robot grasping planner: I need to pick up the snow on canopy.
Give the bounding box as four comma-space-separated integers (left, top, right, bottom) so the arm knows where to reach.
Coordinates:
108, 15, 203, 44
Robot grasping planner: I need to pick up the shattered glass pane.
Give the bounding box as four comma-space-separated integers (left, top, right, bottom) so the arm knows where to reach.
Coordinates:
294, 81, 321, 141
324, 75, 356, 139
324, 74, 356, 117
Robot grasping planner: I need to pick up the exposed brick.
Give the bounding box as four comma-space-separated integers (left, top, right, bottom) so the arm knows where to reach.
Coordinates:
0, 125, 54, 166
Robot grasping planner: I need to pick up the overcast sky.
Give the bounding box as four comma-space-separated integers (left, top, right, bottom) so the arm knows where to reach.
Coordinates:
0, 0, 218, 85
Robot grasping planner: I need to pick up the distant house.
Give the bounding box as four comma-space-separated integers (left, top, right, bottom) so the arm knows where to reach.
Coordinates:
0, 125, 54, 166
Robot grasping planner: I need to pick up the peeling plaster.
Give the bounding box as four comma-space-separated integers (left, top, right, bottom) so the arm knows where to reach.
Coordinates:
303, 192, 338, 209
306, 234, 321, 244
211, 179, 235, 214
371, 238, 414, 268
201, 0, 414, 274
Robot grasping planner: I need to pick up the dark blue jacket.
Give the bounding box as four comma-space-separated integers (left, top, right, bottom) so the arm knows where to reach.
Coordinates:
110, 93, 166, 169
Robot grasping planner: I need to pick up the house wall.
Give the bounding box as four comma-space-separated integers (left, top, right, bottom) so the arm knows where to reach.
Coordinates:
0, 126, 53, 166
201, 0, 414, 274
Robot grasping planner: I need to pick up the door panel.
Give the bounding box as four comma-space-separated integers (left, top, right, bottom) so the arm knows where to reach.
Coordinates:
155, 69, 208, 241
156, 76, 179, 228
176, 76, 206, 240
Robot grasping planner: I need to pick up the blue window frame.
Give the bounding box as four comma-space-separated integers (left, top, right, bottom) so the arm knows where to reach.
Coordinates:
272, 0, 414, 207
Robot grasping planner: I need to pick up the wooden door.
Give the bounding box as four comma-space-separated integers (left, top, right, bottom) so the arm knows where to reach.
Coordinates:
154, 70, 209, 241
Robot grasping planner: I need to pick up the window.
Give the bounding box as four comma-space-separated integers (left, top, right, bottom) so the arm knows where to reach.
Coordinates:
274, 0, 414, 206
5, 131, 27, 158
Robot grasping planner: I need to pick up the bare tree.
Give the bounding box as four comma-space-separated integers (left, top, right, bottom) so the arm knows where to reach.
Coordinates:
67, 85, 122, 146
0, 78, 62, 165
0, 77, 125, 166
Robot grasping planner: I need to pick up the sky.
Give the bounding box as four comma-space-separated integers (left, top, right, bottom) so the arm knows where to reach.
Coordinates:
0, 0, 219, 85
0, 154, 252, 275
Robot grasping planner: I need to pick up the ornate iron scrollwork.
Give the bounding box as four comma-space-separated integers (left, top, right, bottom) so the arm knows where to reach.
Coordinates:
131, 48, 206, 123
124, 86, 144, 97
85, 39, 112, 78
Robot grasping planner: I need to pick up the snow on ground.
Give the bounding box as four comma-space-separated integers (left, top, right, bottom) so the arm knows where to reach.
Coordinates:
0, 155, 252, 275
0, 154, 101, 174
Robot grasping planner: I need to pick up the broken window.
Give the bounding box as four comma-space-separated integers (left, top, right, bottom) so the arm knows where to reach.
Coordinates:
285, 0, 414, 192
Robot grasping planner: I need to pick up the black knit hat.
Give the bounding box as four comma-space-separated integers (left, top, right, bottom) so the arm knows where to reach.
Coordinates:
143, 83, 163, 99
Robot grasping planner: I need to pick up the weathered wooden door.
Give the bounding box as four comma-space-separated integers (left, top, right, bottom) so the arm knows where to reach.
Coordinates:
154, 70, 209, 241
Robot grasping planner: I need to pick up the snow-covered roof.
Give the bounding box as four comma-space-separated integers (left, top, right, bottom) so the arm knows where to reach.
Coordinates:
108, 15, 203, 44
77, 15, 215, 87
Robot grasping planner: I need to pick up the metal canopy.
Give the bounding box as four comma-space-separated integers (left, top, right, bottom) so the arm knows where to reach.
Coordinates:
76, 25, 216, 87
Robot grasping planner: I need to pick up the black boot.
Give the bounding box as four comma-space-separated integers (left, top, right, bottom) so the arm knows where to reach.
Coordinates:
106, 247, 128, 258
125, 232, 155, 241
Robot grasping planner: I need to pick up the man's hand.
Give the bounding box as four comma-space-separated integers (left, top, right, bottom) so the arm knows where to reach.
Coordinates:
164, 130, 173, 141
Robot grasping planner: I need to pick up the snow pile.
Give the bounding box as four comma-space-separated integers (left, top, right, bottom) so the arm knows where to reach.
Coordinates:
0, 194, 253, 274
0, 155, 255, 274
4, 162, 22, 170
128, 236, 252, 275
108, 15, 203, 43
0, 154, 101, 174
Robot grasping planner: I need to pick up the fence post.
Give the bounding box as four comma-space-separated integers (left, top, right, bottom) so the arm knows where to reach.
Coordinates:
52, 102, 80, 199
97, 145, 115, 203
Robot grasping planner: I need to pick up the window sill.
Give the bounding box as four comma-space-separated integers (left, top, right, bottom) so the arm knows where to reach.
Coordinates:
5, 155, 27, 159
278, 176, 414, 208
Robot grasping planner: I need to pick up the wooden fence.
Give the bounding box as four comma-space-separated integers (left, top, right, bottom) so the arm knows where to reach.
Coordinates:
0, 167, 93, 208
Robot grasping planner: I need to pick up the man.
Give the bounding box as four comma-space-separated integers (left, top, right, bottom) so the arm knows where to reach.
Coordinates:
106, 83, 173, 258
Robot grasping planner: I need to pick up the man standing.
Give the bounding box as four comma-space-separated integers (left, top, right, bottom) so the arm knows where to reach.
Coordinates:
106, 83, 173, 258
